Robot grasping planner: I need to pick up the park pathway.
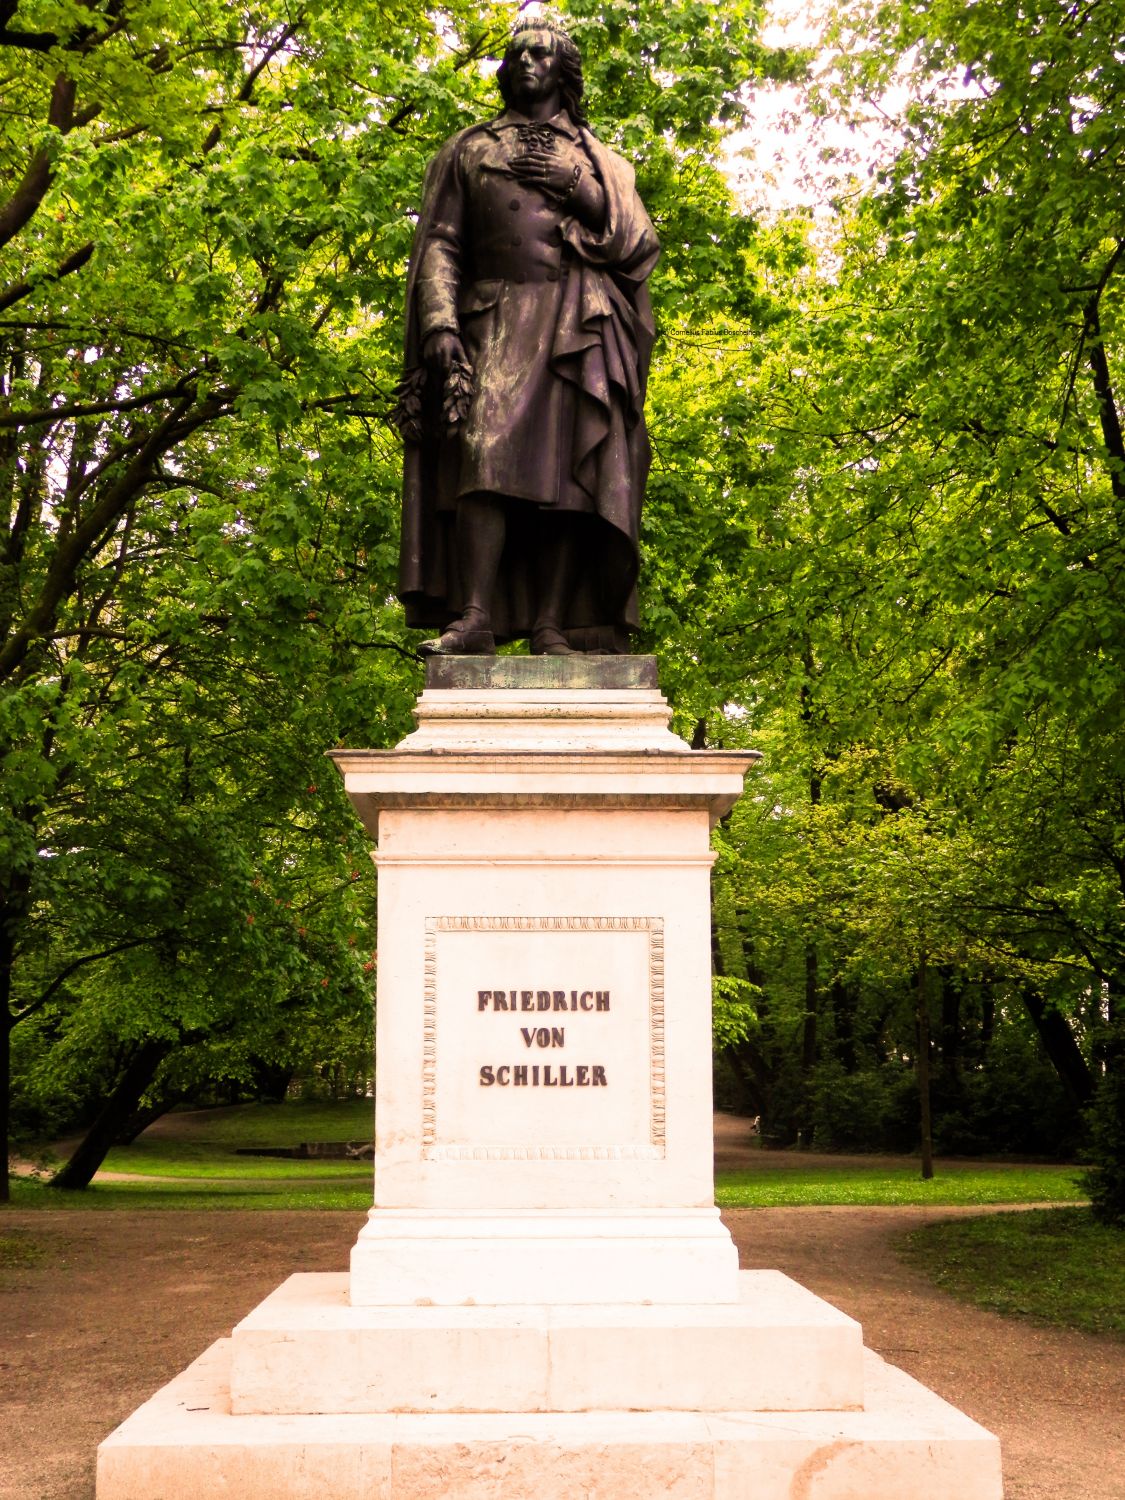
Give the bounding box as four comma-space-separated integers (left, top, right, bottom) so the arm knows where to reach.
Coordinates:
729, 1204, 1124, 1500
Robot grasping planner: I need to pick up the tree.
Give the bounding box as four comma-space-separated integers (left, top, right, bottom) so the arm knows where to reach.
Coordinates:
3, 0, 795, 1194
631, 0, 1123, 1159
0, 0, 485, 1195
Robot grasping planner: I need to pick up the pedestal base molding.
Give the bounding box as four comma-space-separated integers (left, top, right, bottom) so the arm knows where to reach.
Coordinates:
98, 1339, 1003, 1500
349, 1208, 740, 1306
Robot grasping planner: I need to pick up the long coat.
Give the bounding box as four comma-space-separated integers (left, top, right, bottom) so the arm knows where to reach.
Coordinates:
395, 110, 659, 651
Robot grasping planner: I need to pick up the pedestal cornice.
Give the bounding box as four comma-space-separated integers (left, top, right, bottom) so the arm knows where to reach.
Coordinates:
330, 657, 760, 829
329, 748, 758, 826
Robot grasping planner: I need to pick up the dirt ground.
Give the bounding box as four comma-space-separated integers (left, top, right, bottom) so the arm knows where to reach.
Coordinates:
2, 1120, 1121, 1499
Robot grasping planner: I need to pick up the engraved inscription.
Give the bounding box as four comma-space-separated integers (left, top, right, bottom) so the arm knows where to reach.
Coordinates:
422, 917, 664, 1161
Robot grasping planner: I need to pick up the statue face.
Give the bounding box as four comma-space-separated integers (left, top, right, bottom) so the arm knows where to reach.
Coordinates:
505, 28, 562, 109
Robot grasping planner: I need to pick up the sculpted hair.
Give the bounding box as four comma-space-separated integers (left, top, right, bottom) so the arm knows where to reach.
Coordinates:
496, 17, 589, 127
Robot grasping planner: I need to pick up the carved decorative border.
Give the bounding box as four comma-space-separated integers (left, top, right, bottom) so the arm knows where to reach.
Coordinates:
422, 916, 666, 1161
650, 919, 666, 1143
422, 920, 438, 1147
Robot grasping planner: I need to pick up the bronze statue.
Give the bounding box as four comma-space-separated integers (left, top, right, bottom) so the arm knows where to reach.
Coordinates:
394, 17, 659, 656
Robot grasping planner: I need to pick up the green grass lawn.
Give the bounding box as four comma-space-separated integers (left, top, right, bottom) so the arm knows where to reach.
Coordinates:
98, 1142, 373, 1180
6, 1177, 372, 1211
7, 1101, 1082, 1211
714, 1161, 1082, 1208
138, 1099, 376, 1147
26, 1098, 375, 1179
7, 1159, 1079, 1212
9, 1099, 375, 1208
901, 1208, 1125, 1340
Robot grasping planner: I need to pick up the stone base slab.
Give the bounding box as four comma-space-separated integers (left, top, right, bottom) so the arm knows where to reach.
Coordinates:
97, 1340, 1003, 1500
349, 1208, 740, 1306
230, 1271, 863, 1415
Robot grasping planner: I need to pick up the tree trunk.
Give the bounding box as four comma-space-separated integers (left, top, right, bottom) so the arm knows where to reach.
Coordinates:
1022, 989, 1095, 1108
798, 645, 822, 1146
938, 966, 962, 1083
726, 1037, 772, 1105
112, 1094, 179, 1147
50, 1039, 172, 1190
1086, 292, 1125, 509
798, 939, 819, 1151
0, 899, 19, 1204
251, 1060, 293, 1105
831, 976, 857, 1071
917, 957, 934, 1181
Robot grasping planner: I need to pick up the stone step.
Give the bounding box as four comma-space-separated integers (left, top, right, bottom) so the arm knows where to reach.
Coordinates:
229, 1270, 863, 1416
97, 1339, 1003, 1500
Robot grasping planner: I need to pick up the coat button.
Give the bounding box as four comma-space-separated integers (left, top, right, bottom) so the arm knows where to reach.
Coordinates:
514, 272, 527, 284
546, 270, 559, 281
509, 198, 521, 210
511, 235, 523, 247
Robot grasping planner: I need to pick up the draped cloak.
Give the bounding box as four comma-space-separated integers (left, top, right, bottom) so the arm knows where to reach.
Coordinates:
396, 111, 659, 651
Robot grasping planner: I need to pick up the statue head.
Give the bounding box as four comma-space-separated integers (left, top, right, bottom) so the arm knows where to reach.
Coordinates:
497, 15, 588, 126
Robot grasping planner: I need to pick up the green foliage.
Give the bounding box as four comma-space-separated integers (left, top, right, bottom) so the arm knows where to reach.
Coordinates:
903, 1209, 1125, 1339
0, 0, 447, 1189
932, 1023, 1083, 1159
712, 974, 760, 1051
801, 1026, 1082, 1158
661, 0, 1125, 1162
809, 1061, 917, 1154
1081, 1072, 1125, 1228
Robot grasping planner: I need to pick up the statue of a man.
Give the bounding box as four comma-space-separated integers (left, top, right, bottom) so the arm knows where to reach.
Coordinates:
394, 17, 659, 656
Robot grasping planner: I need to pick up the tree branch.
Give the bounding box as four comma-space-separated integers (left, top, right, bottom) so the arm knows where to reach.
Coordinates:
12, 937, 151, 1023
0, 376, 199, 432
341, 638, 424, 664
0, 240, 94, 315
1086, 280, 1125, 508
201, 18, 304, 152
0, 25, 60, 50
0, 74, 75, 252
0, 390, 231, 685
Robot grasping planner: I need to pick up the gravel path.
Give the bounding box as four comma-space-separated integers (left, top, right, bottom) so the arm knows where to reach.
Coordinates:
2, 1200, 1122, 1499
730, 1205, 1124, 1500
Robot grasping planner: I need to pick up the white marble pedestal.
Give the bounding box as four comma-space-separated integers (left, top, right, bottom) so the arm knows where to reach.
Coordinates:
96, 658, 1003, 1499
